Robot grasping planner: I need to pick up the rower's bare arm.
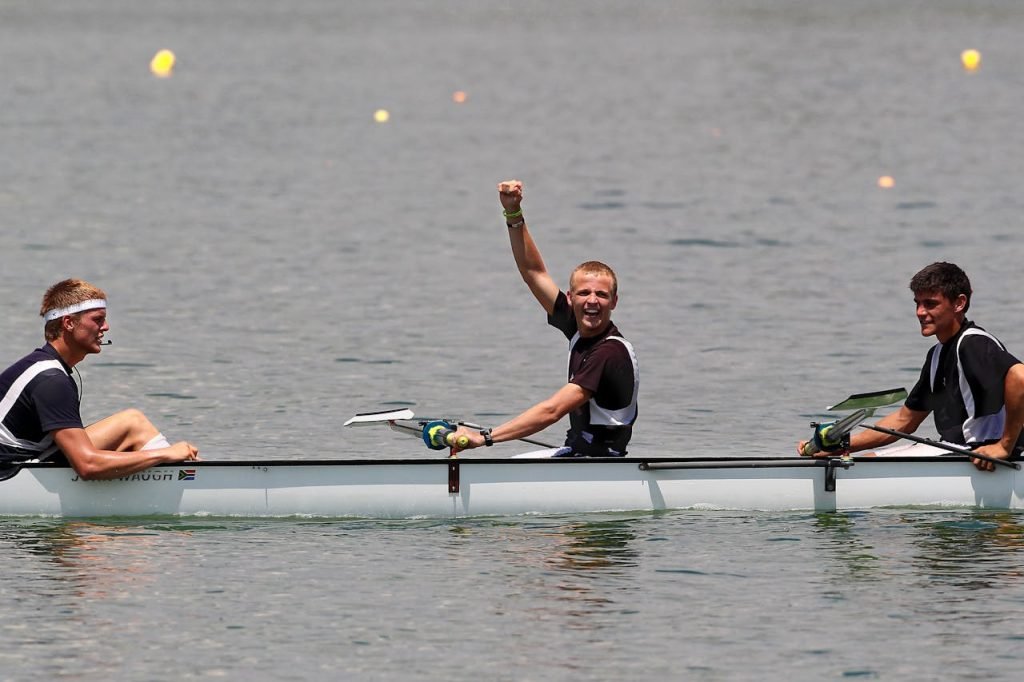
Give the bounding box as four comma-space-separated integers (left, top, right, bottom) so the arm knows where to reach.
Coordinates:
973, 363, 1024, 463
848, 405, 928, 453
453, 383, 589, 449
53, 428, 199, 481
512, 224, 561, 315
491, 383, 590, 444
998, 364, 1024, 451
499, 179, 560, 315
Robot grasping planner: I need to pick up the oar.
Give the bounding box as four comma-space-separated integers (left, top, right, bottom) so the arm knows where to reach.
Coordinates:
800, 388, 909, 457
343, 408, 415, 425
799, 408, 869, 456
417, 420, 468, 450
859, 423, 1021, 470
343, 409, 557, 450
826, 387, 909, 412
343, 410, 465, 448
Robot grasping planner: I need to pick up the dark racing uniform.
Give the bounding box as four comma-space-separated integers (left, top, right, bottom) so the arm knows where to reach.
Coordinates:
0, 344, 82, 462
547, 294, 639, 456
905, 320, 1024, 455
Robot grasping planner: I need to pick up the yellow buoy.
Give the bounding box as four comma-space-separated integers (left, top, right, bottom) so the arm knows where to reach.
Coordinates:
373, 109, 390, 123
961, 49, 981, 72
150, 49, 176, 78
878, 176, 895, 189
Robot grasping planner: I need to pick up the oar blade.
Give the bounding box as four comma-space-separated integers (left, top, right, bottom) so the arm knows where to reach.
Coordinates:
343, 408, 416, 427
827, 388, 907, 412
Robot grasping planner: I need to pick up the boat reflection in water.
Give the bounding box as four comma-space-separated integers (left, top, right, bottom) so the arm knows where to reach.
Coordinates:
0, 520, 189, 600
542, 518, 641, 574
443, 515, 643, 632
529, 517, 642, 631
906, 511, 1024, 590
811, 510, 1024, 590
811, 511, 885, 579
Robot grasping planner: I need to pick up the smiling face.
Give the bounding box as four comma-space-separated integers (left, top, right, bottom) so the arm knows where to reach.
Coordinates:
914, 289, 965, 343
567, 271, 617, 338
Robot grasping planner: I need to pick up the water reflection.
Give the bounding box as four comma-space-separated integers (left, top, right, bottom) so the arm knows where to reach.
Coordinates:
810, 510, 1024, 590
537, 518, 641, 630
447, 515, 640, 575
811, 512, 882, 580
448, 515, 642, 631
904, 511, 1024, 590
542, 519, 640, 574
0, 519, 184, 599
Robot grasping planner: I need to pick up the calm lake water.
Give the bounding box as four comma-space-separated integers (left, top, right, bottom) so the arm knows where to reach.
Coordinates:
3, 0, 1024, 679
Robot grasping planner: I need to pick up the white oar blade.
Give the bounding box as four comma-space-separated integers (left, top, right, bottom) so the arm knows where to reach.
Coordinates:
343, 408, 415, 427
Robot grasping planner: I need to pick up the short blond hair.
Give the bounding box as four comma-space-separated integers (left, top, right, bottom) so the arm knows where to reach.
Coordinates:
569, 261, 618, 296
40, 278, 107, 341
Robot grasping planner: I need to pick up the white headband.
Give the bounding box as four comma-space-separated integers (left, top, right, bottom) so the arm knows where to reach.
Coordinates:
43, 299, 107, 323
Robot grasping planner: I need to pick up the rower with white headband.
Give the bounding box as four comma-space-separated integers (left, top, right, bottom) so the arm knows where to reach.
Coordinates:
42, 298, 109, 322
0, 278, 198, 478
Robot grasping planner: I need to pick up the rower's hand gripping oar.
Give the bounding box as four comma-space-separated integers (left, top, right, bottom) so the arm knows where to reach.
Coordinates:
421, 420, 470, 450
344, 409, 557, 450
342, 409, 469, 451
800, 408, 869, 456
801, 388, 908, 457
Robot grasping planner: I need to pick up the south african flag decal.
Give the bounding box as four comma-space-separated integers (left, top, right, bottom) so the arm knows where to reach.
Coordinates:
178, 469, 196, 481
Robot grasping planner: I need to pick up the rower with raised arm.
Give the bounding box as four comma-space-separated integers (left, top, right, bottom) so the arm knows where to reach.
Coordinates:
0, 279, 199, 479
797, 262, 1024, 471
450, 180, 639, 456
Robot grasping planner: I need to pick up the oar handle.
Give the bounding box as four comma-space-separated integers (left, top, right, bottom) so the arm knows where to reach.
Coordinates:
800, 430, 844, 457
422, 421, 469, 450
801, 410, 871, 457
800, 440, 822, 457
440, 428, 470, 450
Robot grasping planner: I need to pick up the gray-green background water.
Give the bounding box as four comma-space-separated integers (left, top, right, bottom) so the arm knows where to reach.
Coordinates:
3, 1, 1023, 679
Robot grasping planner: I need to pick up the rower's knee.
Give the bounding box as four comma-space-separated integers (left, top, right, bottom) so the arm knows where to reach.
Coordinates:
120, 408, 152, 429
115, 408, 158, 442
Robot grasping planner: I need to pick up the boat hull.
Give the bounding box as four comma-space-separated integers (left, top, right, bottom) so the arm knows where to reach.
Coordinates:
0, 456, 1021, 518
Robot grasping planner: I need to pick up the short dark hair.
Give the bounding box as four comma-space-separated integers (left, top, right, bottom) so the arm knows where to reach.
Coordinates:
909, 262, 972, 314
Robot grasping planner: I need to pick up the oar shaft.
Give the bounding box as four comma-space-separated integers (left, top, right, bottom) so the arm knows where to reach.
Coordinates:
512, 436, 557, 448
861, 424, 1021, 470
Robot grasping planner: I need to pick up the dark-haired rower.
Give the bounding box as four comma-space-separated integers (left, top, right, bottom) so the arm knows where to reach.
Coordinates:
799, 262, 1024, 471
